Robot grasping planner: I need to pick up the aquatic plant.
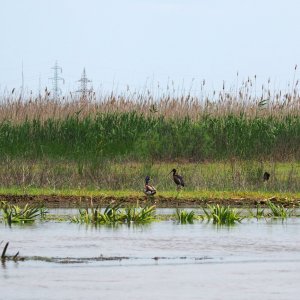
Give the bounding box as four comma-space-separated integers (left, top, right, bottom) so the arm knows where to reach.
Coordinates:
203, 204, 244, 225
70, 204, 156, 225
39, 205, 49, 219
265, 201, 294, 219
70, 204, 121, 225
70, 208, 92, 224
0, 200, 5, 209
120, 206, 156, 224
175, 209, 195, 224
248, 205, 265, 219
0, 201, 42, 225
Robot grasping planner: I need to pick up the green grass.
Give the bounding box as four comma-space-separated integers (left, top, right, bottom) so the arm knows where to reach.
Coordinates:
1, 113, 300, 161
2, 160, 300, 194
0, 186, 299, 203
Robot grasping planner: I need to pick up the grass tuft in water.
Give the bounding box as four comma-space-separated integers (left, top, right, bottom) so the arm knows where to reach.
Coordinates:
39, 205, 49, 219
265, 201, 294, 219
120, 206, 156, 224
203, 204, 244, 225
0, 201, 42, 225
70, 204, 121, 225
175, 209, 195, 224
248, 205, 265, 219
70, 204, 156, 225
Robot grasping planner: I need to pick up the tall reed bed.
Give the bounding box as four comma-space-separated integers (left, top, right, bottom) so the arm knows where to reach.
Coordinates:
0, 113, 300, 161
1, 71, 300, 121
0, 76, 300, 162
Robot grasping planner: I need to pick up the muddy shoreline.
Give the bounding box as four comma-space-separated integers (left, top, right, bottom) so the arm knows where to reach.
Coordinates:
1, 194, 299, 208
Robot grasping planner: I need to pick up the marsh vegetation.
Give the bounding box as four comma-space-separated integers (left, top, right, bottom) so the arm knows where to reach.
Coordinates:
1, 201, 298, 226
70, 204, 156, 225
0, 79, 300, 198
0, 201, 47, 225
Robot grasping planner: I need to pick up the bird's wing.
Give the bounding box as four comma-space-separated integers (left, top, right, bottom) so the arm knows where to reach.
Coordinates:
177, 175, 185, 186
148, 185, 156, 191
145, 184, 156, 191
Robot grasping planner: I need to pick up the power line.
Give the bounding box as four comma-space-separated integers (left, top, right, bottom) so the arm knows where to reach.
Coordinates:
49, 61, 64, 98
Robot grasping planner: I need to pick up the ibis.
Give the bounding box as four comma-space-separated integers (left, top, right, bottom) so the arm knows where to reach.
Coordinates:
170, 169, 184, 189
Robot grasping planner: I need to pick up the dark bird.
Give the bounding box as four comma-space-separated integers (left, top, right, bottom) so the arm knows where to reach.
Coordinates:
143, 175, 156, 196
263, 172, 270, 182
170, 169, 184, 189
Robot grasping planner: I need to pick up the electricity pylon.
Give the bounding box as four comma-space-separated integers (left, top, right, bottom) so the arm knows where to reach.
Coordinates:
49, 61, 64, 98
76, 68, 92, 98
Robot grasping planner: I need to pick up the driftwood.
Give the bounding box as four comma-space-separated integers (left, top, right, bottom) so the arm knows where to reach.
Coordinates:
0, 241, 211, 264
1, 241, 20, 261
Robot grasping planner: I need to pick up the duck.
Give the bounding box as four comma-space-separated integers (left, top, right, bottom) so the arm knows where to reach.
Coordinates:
170, 169, 184, 189
143, 175, 156, 196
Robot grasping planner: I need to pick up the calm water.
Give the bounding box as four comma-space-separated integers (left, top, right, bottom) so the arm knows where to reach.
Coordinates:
1, 210, 300, 300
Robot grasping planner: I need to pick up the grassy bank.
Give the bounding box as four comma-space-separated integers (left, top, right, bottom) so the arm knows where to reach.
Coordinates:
1, 160, 300, 193
1, 186, 300, 201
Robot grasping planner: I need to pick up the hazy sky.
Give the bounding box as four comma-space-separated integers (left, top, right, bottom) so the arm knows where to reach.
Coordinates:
0, 0, 299, 95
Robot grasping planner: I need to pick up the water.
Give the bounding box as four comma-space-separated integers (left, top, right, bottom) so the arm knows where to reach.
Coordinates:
1, 210, 300, 299
47, 207, 183, 215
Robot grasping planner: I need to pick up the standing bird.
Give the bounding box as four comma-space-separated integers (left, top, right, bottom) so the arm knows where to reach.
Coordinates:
143, 175, 156, 196
263, 172, 270, 182
170, 169, 185, 190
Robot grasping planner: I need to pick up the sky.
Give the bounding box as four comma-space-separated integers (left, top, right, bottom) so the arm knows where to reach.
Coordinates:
0, 0, 299, 96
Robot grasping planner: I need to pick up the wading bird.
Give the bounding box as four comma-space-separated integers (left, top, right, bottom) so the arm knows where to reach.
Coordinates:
263, 172, 270, 182
170, 169, 184, 190
143, 175, 156, 196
